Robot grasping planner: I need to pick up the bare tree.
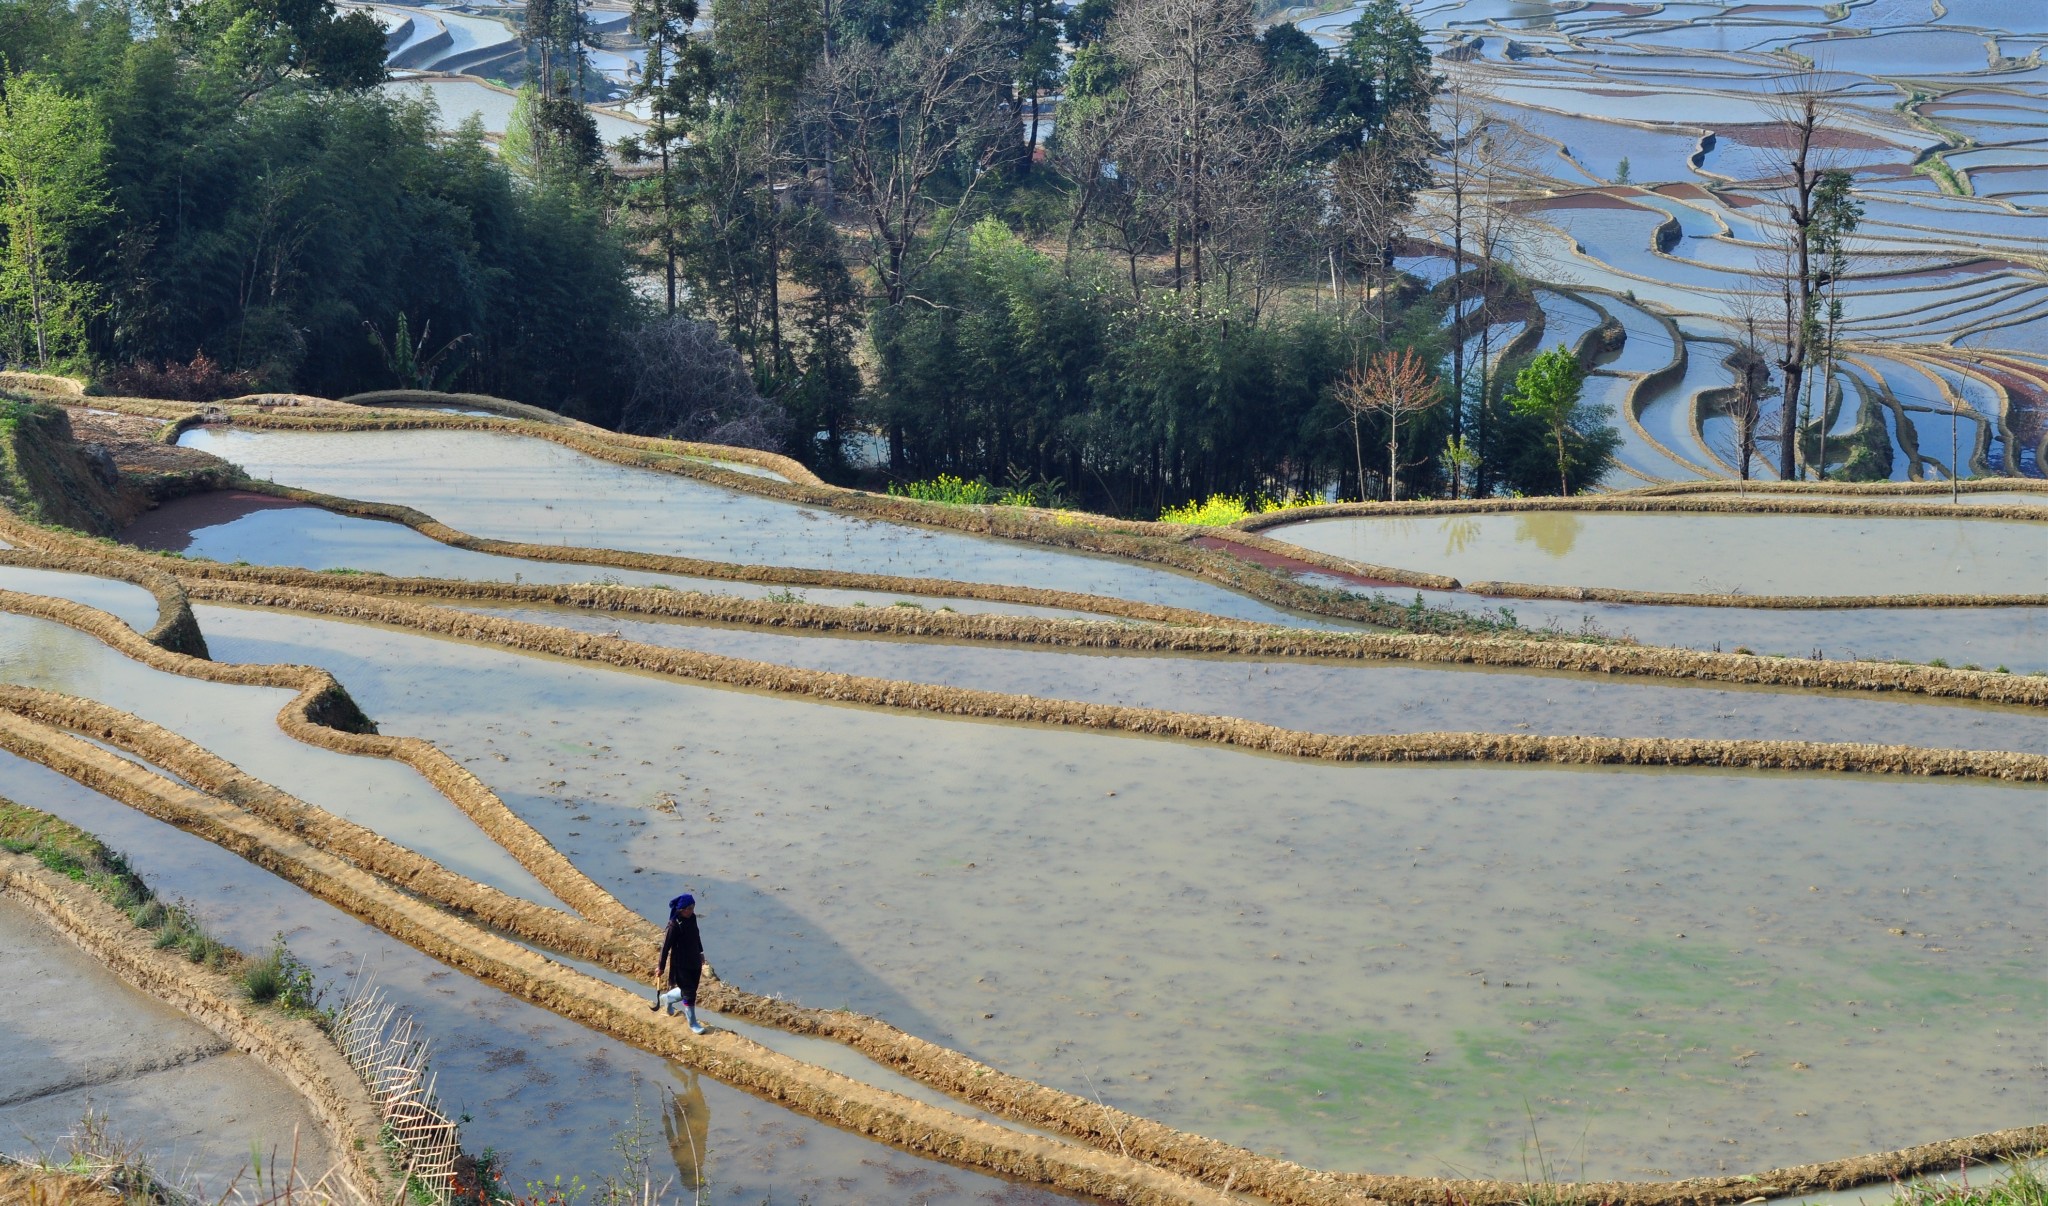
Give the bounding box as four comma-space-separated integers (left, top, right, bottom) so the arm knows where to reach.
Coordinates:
1338, 347, 1443, 501
1722, 312, 1779, 482
1106, 0, 1308, 303
1046, 52, 1163, 300
811, 8, 1011, 308
1459, 100, 1548, 453
1755, 76, 1844, 481
1331, 103, 1433, 341
622, 315, 791, 450
1414, 74, 1489, 437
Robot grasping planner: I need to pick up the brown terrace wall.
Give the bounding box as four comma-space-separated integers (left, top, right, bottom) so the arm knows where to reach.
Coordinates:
170, 583, 2048, 779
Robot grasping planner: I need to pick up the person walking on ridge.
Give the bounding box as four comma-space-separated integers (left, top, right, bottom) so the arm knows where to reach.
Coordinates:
652, 893, 710, 1034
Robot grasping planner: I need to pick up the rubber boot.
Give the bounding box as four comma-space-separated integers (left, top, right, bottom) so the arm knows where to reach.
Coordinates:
685, 1004, 706, 1035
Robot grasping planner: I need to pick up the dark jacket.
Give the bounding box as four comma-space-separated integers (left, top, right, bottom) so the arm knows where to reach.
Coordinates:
658, 912, 703, 986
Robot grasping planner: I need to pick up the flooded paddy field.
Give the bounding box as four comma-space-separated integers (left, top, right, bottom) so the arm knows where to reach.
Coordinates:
0, 610, 557, 902
0, 564, 162, 633
0, 751, 1065, 1204
1359, 0, 2048, 486
0, 889, 336, 1196
120, 490, 1135, 622
455, 603, 2048, 754
175, 426, 1342, 626
1300, 577, 2048, 673
1265, 511, 2046, 597
186, 603, 2047, 1180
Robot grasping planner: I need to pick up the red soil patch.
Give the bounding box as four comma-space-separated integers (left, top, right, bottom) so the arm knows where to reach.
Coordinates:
1515, 189, 1651, 212
1713, 122, 1901, 154
121, 490, 313, 553
1981, 368, 2046, 451
1885, 259, 2031, 284
1191, 535, 1413, 590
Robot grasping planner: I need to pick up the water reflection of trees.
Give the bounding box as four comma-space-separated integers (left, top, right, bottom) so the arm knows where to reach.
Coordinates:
1513, 512, 1583, 558
664, 1070, 711, 1192
1440, 516, 1482, 556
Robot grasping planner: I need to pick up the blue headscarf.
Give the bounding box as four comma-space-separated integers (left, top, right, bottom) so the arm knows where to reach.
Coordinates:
669, 893, 695, 915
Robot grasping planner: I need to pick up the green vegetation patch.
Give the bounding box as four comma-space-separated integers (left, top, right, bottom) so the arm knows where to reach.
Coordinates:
1894, 1158, 2048, 1206
1, 795, 321, 1018
1158, 493, 1323, 526
1241, 931, 2041, 1160
0, 398, 122, 533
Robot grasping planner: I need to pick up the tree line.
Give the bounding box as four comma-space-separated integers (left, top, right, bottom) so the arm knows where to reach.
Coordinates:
0, 0, 638, 410
1, 0, 1625, 514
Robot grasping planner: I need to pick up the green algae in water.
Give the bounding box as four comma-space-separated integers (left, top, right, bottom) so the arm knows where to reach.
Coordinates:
1241, 934, 2043, 1169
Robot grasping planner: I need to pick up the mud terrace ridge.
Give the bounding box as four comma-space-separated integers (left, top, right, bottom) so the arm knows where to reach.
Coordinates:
0, 827, 390, 1201
0, 586, 2043, 1206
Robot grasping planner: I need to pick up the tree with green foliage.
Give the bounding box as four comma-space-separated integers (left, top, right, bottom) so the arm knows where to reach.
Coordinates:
625, 0, 710, 313
0, 75, 110, 368
710, 0, 822, 376
1507, 345, 1612, 496
142, 0, 386, 99
1807, 167, 1859, 481
784, 208, 864, 465
365, 311, 469, 390
523, 0, 602, 185
1340, 0, 1436, 143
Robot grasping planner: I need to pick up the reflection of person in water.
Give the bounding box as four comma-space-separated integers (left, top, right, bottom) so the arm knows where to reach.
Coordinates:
663, 1070, 712, 1191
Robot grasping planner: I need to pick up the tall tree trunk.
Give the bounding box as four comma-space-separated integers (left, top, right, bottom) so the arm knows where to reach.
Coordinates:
1387, 408, 1400, 502
1352, 415, 1365, 504
764, 118, 783, 370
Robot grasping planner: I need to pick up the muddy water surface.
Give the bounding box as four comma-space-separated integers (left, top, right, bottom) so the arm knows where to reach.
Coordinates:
0, 894, 336, 1197
0, 751, 1065, 1204
194, 604, 2048, 1181
0, 612, 558, 904
122, 493, 1119, 621
176, 427, 1341, 626
1268, 511, 2047, 596
457, 604, 2048, 754
1297, 576, 2048, 672
0, 566, 162, 634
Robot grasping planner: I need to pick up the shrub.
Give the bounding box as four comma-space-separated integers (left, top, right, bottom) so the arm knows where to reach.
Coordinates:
243, 949, 286, 1004
888, 474, 994, 505
1158, 492, 1323, 526
242, 934, 322, 1013
1160, 494, 1251, 525
99, 352, 259, 402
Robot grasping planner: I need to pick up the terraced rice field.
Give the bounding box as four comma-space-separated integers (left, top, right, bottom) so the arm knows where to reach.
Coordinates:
1306, 0, 2048, 487
2, 397, 2043, 1202
3, 0, 2044, 1198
